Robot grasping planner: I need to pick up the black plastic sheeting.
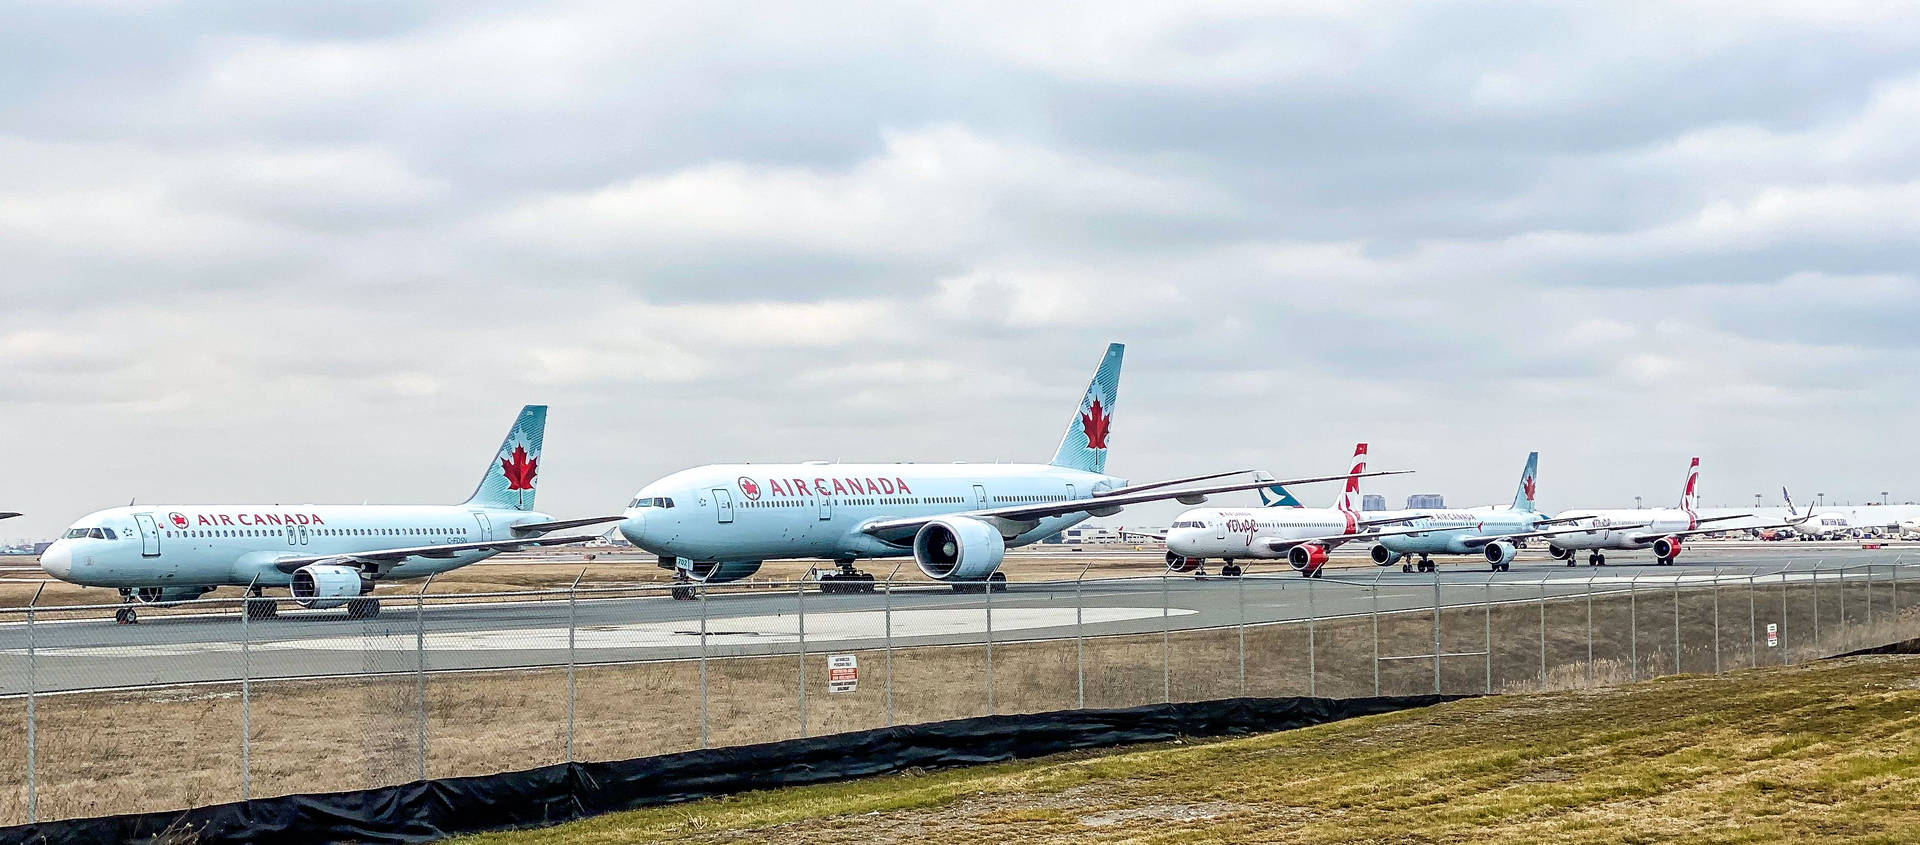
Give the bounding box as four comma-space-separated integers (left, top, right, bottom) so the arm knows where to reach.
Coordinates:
1, 693, 1464, 845
1836, 636, 1920, 657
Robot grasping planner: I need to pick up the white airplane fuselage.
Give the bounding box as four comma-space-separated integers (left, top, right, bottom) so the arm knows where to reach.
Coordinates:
620, 463, 1122, 564
1546, 508, 1701, 551
1163, 508, 1357, 560
41, 504, 548, 591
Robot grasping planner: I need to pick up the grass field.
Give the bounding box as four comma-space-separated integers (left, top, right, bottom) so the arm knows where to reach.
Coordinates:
453, 655, 1920, 844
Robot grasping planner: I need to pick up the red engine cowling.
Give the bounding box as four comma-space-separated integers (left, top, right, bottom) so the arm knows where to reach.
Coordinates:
1288, 544, 1330, 572
1653, 536, 1683, 560
1165, 552, 1203, 574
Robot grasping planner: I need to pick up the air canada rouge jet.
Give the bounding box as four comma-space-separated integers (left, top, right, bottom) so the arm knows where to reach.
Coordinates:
618, 344, 1398, 595
1546, 458, 1750, 566
39, 406, 620, 623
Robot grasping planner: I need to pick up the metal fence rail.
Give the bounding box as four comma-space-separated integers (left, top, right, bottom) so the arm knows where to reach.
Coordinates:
0, 560, 1910, 824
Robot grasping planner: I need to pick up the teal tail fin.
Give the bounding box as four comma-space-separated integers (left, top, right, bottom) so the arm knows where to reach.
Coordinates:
1512, 451, 1539, 512
1049, 343, 1123, 474
464, 405, 548, 512
1254, 471, 1304, 508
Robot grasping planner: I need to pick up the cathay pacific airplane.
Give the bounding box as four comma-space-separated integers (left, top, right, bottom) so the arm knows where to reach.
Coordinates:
39, 406, 620, 623
1160, 443, 1422, 578
617, 344, 1392, 595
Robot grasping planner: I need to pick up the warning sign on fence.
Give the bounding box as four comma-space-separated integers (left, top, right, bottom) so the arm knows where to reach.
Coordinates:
1767, 623, 1779, 648
827, 654, 858, 693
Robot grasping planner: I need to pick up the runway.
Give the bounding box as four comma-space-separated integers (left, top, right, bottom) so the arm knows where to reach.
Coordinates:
0, 546, 1906, 695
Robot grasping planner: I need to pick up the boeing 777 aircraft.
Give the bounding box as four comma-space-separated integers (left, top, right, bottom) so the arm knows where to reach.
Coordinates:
1546, 458, 1750, 566
39, 406, 619, 622
1160, 443, 1422, 577
617, 344, 1391, 595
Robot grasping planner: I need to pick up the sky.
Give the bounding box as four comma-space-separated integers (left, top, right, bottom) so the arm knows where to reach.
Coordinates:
4, 1, 1918, 541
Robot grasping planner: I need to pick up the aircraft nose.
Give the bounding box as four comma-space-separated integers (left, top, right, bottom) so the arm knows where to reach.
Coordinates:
618, 510, 648, 546
40, 541, 71, 580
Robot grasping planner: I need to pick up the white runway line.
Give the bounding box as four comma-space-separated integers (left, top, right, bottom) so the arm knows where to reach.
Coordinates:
19, 606, 1198, 657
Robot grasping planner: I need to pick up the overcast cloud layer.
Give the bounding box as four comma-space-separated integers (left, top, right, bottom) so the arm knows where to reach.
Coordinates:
4, 1, 1918, 540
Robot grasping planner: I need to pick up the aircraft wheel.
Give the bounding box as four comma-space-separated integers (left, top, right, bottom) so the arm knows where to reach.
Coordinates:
346, 598, 381, 619
115, 607, 138, 625
990, 571, 1009, 593
671, 585, 695, 601
1402, 562, 1413, 573
246, 599, 278, 620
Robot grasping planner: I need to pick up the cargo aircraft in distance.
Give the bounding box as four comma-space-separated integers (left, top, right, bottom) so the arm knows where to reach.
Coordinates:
39, 406, 623, 623
617, 343, 1403, 596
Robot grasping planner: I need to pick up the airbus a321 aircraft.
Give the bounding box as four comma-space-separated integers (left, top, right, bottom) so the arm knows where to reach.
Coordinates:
1161, 443, 1420, 578
1546, 458, 1750, 566
617, 344, 1391, 595
39, 406, 619, 623
1368, 452, 1612, 573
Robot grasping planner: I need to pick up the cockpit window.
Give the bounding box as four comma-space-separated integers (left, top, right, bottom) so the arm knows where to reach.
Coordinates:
64, 528, 88, 539
629, 497, 676, 509
65, 527, 113, 539
100, 528, 116, 540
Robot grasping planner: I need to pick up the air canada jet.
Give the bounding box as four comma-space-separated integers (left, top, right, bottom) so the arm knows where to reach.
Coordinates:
39, 406, 620, 623
1367, 452, 1612, 573
618, 344, 1397, 595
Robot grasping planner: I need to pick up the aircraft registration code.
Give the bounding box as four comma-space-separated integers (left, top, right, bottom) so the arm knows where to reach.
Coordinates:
827, 654, 858, 693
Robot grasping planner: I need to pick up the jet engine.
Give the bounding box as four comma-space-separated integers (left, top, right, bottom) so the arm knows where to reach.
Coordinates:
678, 560, 764, 583
913, 517, 1006, 581
1288, 544, 1330, 572
1483, 540, 1517, 569
1369, 546, 1403, 567
132, 585, 214, 604
1165, 552, 1203, 574
290, 564, 370, 609
1652, 536, 1683, 561
1547, 545, 1573, 561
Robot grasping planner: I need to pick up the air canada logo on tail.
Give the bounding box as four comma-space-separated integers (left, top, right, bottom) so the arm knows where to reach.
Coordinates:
1523, 475, 1536, 503
1081, 397, 1112, 449
500, 441, 539, 507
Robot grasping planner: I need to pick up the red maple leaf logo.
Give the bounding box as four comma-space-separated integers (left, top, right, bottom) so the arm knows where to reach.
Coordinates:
738, 477, 761, 500
169, 512, 189, 529
501, 444, 539, 491
1523, 475, 1536, 502
1080, 398, 1112, 449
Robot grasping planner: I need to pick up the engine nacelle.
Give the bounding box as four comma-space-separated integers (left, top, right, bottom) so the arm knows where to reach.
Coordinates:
133, 585, 214, 604
1165, 552, 1203, 573
913, 517, 1007, 581
1653, 536, 1683, 560
1369, 545, 1403, 566
1547, 545, 1573, 560
1288, 544, 1330, 572
679, 560, 764, 583
290, 564, 369, 609
1483, 540, 1517, 566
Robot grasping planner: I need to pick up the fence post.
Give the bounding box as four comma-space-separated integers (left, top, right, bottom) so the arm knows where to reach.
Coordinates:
985, 572, 996, 715
1537, 578, 1547, 691
697, 579, 710, 749
1896, 564, 1903, 642
1748, 573, 1757, 669
1671, 573, 1681, 677
1629, 576, 1639, 681
1865, 564, 1874, 644
796, 581, 807, 738
1712, 564, 1721, 676
1431, 569, 1442, 695
416, 576, 432, 782
569, 570, 584, 761
1307, 573, 1317, 697
1075, 564, 1088, 710
884, 563, 901, 727
1781, 569, 1791, 665
1812, 563, 1821, 653
241, 580, 254, 801
26, 584, 42, 823
1236, 571, 1247, 697
1585, 574, 1596, 687
1161, 573, 1171, 704
1483, 573, 1494, 695
1840, 563, 1849, 651
1371, 568, 1383, 696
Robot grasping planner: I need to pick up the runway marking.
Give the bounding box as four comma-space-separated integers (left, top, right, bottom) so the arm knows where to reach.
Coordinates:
18, 606, 1197, 657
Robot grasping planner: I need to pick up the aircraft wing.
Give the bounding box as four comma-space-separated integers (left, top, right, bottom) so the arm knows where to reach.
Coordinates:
272, 533, 604, 573
0, 512, 18, 521
858, 469, 1412, 543
1118, 529, 1166, 542
1456, 523, 1652, 548
507, 515, 628, 534
1358, 513, 1428, 528
1625, 515, 1753, 544
1094, 470, 1255, 497
1259, 526, 1436, 552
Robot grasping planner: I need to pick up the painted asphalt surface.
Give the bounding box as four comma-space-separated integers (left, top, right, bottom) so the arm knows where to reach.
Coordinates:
0, 545, 1906, 694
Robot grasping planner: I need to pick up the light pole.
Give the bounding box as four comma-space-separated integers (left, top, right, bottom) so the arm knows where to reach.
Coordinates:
1634, 495, 1643, 509
1817, 492, 1826, 508
1755, 493, 1763, 509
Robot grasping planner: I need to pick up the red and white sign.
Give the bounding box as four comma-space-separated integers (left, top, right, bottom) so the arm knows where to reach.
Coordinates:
827, 654, 858, 693
1766, 623, 1779, 648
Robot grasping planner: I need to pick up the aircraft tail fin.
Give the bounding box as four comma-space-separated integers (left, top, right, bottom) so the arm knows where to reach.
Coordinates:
1679, 457, 1701, 514
1049, 343, 1123, 474
1334, 443, 1368, 513
1512, 451, 1540, 512
1254, 471, 1304, 508
464, 405, 547, 512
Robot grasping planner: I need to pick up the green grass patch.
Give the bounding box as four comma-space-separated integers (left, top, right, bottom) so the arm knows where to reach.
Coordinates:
454, 656, 1920, 844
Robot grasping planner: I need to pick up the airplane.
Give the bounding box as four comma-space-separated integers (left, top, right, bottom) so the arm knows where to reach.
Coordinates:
1780, 488, 1855, 540
1545, 458, 1751, 566
1161, 443, 1423, 578
1367, 452, 1614, 573
616, 344, 1398, 596
38, 405, 621, 623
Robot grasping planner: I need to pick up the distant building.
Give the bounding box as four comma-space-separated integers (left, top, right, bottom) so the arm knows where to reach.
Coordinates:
1407, 494, 1446, 509
1361, 494, 1387, 511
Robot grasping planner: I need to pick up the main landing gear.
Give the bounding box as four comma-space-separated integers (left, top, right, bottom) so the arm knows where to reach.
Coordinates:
1585, 553, 1607, 567
1219, 562, 1244, 577
1405, 555, 1435, 574
1653, 556, 1675, 566
820, 559, 878, 594
951, 571, 1009, 594
346, 597, 381, 619
245, 587, 278, 620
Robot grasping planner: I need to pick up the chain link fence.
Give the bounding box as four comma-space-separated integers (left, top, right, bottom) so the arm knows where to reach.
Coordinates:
0, 559, 1911, 824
